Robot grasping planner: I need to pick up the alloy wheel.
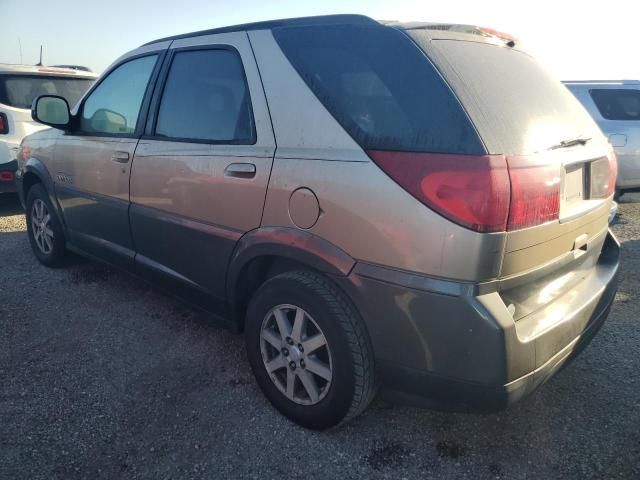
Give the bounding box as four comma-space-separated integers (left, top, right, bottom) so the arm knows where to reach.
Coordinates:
260, 304, 333, 405
31, 199, 54, 255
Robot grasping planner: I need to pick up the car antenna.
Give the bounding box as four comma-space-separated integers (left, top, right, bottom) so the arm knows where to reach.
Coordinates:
36, 45, 43, 66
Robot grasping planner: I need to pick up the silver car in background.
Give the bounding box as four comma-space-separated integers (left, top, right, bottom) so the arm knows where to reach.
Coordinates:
565, 80, 640, 200
0, 64, 96, 193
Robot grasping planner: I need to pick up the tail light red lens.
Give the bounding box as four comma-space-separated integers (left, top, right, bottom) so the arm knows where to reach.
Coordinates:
368, 150, 563, 233
368, 150, 511, 233
0, 113, 8, 134
506, 158, 561, 230
0, 171, 15, 182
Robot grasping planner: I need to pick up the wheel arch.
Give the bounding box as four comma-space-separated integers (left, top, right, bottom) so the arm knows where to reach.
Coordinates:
226, 227, 356, 331
19, 160, 64, 225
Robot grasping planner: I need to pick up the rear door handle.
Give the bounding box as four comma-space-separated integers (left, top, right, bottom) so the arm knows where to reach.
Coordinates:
111, 151, 130, 163
224, 163, 256, 179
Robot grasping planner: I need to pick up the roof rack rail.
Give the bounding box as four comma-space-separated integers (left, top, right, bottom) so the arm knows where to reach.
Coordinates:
143, 14, 378, 46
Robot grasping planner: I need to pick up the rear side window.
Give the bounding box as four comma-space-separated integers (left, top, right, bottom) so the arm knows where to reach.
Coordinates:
154, 49, 255, 144
0, 75, 94, 109
590, 89, 640, 121
273, 25, 484, 154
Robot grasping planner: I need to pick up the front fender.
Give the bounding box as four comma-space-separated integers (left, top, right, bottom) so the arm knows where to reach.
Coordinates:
17, 158, 64, 226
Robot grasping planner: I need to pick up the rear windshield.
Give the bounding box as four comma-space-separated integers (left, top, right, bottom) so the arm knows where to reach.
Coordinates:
590, 89, 640, 121
408, 33, 603, 155
273, 25, 484, 155
0, 75, 94, 110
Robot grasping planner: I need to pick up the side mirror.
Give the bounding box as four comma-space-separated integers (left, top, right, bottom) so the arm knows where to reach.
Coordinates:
32, 95, 71, 129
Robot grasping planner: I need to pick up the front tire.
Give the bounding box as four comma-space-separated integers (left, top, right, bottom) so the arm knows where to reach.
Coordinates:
245, 270, 377, 429
26, 184, 66, 266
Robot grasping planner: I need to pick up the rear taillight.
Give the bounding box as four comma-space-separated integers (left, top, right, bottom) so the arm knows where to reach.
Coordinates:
368, 150, 563, 233
0, 171, 15, 182
368, 150, 511, 233
506, 158, 561, 230
0, 113, 8, 134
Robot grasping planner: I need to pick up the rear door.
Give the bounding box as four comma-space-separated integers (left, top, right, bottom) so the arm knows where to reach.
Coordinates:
130, 32, 276, 298
51, 52, 164, 267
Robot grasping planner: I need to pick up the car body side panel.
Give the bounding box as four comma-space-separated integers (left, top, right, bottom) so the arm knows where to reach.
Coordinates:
251, 29, 506, 282
130, 32, 276, 297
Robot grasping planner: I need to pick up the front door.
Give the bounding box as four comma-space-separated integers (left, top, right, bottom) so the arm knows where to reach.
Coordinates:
52, 53, 162, 267
129, 32, 276, 298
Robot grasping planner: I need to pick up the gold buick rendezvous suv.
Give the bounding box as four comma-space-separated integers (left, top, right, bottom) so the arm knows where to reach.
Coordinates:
17, 15, 620, 429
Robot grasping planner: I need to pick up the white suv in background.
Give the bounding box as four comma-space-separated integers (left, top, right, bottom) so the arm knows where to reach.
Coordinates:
0, 64, 96, 193
565, 80, 640, 200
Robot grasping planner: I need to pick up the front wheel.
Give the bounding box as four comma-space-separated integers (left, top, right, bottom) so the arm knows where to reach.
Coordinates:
25, 184, 66, 266
245, 271, 377, 429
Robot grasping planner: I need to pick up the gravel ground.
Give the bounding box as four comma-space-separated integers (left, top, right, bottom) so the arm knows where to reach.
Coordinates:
1, 192, 639, 479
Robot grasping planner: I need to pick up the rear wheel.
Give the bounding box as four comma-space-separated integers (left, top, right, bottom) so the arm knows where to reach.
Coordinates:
614, 189, 624, 202
245, 270, 376, 429
26, 184, 66, 266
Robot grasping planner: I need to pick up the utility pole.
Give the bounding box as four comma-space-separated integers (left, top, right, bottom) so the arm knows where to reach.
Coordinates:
18, 37, 23, 64
36, 45, 43, 66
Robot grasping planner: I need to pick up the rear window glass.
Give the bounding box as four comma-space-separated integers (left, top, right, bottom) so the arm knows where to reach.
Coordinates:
0, 75, 94, 109
409, 33, 603, 155
590, 89, 640, 121
273, 25, 484, 155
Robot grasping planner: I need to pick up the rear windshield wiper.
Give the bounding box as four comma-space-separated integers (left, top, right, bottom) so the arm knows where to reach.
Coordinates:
549, 137, 591, 150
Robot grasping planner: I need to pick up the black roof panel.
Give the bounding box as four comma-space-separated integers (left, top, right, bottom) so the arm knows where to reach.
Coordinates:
143, 14, 378, 46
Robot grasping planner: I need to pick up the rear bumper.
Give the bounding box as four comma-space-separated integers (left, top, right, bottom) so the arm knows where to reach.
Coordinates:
338, 230, 620, 411
0, 159, 17, 193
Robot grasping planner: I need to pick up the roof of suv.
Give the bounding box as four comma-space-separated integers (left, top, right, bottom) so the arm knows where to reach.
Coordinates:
564, 80, 640, 86
0, 63, 97, 79
143, 13, 519, 49
143, 14, 378, 45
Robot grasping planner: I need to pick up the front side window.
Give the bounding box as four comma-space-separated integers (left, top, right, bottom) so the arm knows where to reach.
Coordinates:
590, 89, 640, 121
154, 49, 255, 143
80, 55, 157, 135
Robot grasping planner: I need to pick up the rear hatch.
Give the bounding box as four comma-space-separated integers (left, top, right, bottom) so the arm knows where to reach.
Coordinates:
405, 29, 616, 318
274, 23, 615, 301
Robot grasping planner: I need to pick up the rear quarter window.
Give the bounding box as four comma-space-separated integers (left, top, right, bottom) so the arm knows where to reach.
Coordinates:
273, 25, 484, 155
590, 89, 640, 121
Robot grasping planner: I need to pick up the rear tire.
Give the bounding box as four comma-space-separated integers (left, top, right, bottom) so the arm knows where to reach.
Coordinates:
614, 189, 623, 202
245, 270, 377, 429
25, 184, 66, 267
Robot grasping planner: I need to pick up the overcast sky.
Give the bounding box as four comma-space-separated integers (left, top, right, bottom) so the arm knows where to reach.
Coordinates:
1, 0, 637, 80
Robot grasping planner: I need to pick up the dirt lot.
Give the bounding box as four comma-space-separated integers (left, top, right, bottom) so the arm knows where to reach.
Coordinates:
1, 192, 639, 479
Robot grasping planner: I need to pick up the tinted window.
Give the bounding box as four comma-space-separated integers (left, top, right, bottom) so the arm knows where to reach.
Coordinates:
590, 89, 640, 121
0, 75, 94, 109
409, 33, 603, 155
155, 49, 254, 143
81, 55, 157, 135
273, 25, 483, 154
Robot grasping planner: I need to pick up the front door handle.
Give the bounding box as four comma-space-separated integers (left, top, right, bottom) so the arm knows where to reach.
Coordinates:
111, 151, 130, 163
225, 163, 256, 179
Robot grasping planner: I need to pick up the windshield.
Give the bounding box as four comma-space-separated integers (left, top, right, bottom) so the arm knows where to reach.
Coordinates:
0, 75, 94, 110
408, 32, 603, 155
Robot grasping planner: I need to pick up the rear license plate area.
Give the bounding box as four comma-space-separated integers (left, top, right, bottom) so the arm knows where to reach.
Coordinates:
564, 164, 585, 204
